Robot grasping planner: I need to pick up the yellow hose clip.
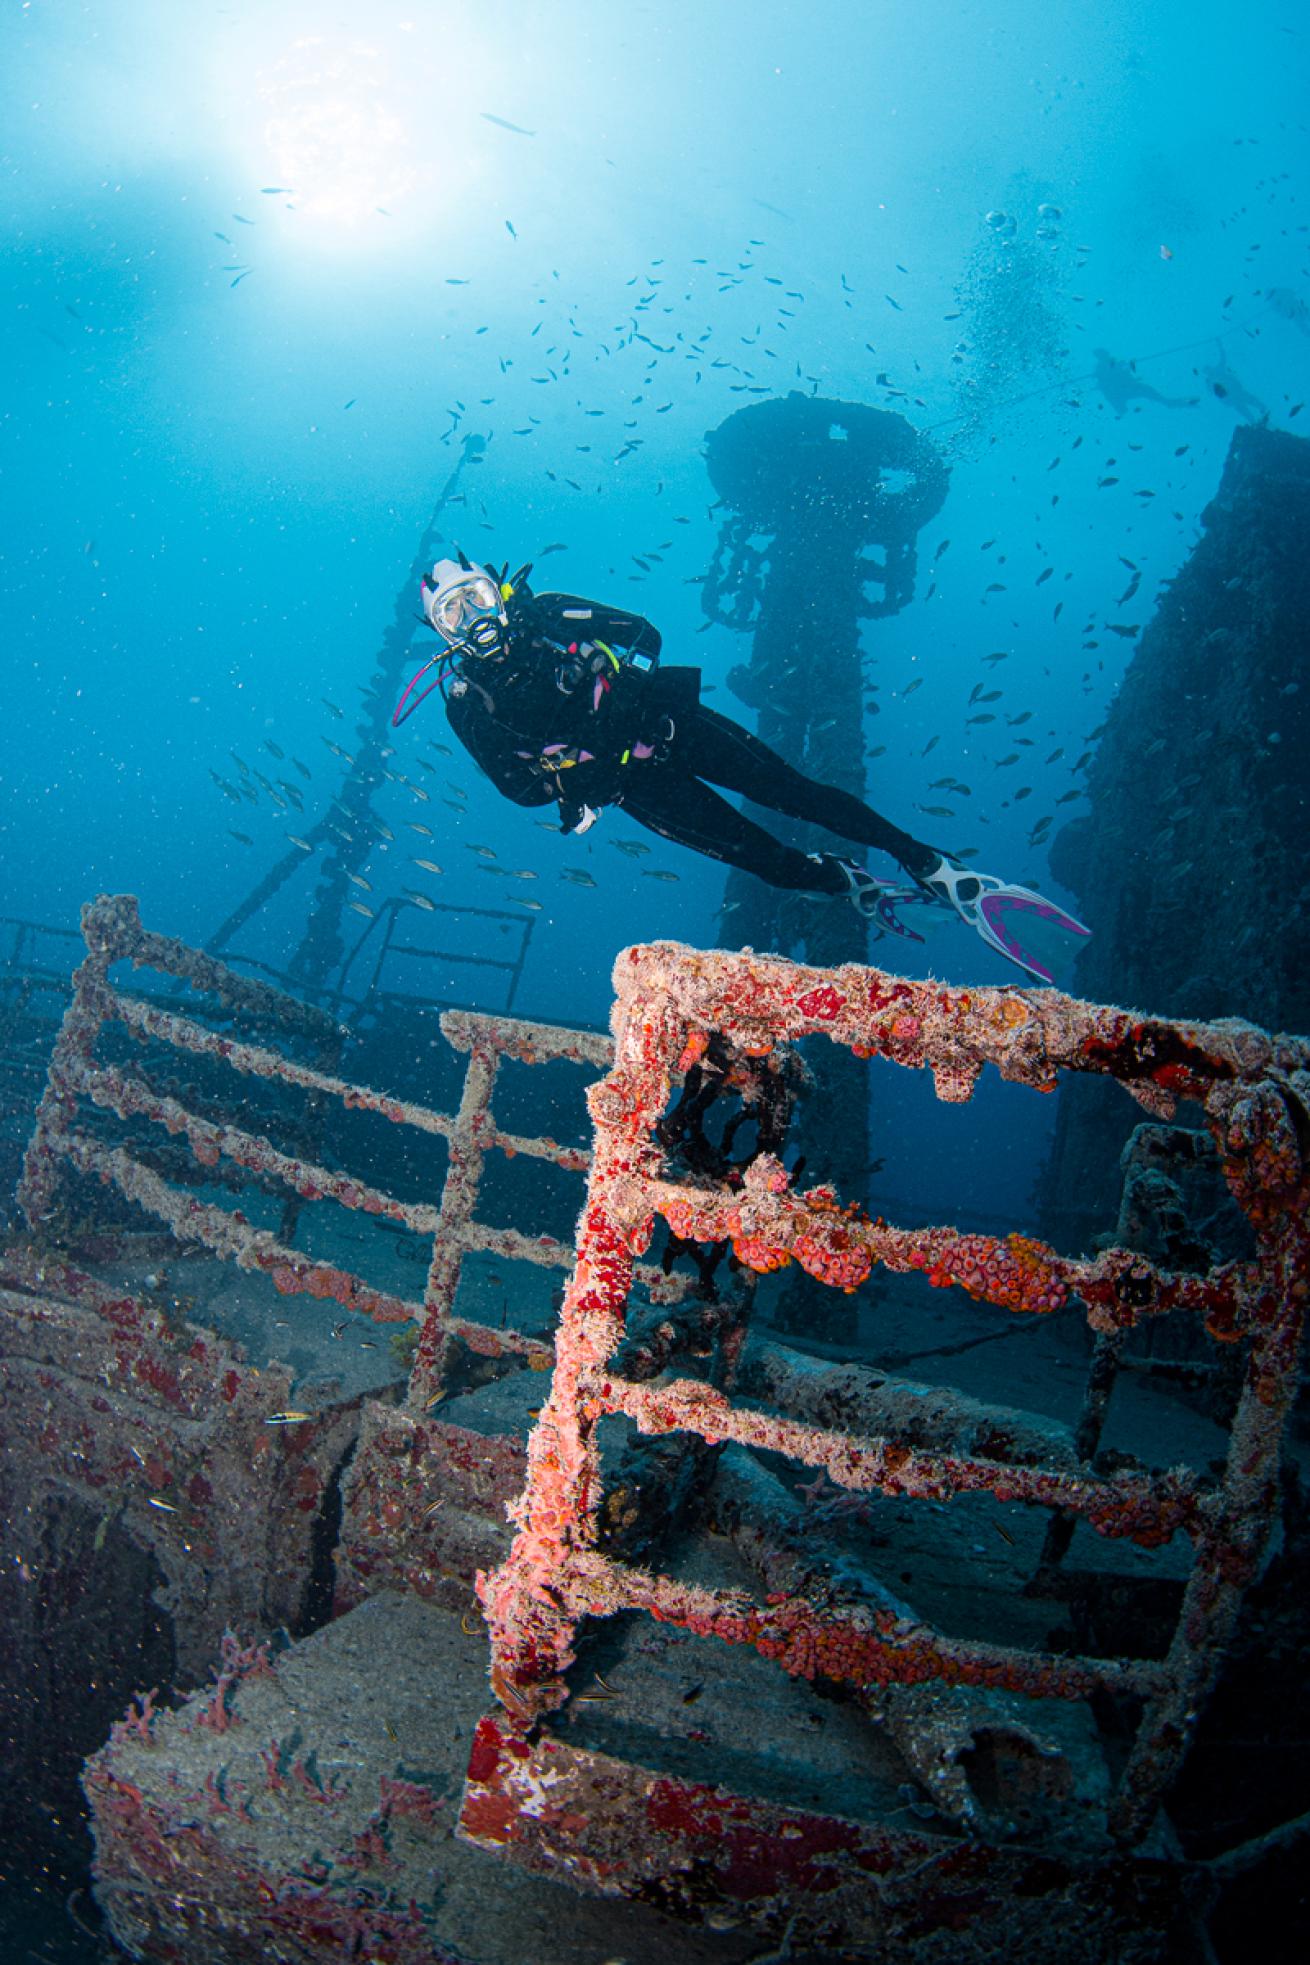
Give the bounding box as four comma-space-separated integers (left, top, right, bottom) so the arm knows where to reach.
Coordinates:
594, 640, 620, 672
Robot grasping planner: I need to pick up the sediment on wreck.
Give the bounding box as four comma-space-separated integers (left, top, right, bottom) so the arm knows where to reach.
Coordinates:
1042, 423, 1310, 1245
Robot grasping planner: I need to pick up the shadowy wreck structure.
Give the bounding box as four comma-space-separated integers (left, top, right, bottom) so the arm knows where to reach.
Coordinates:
703, 392, 948, 966
702, 393, 947, 1330
204, 431, 536, 1038
1045, 422, 1310, 1245
2, 880, 1308, 1961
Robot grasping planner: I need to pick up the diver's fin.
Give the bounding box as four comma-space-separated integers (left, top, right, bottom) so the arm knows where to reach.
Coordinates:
917, 857, 1091, 984
827, 858, 927, 943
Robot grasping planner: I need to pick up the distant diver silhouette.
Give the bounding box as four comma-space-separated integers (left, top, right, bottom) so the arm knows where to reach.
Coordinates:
1092, 347, 1196, 417
1202, 341, 1267, 422
1265, 287, 1310, 337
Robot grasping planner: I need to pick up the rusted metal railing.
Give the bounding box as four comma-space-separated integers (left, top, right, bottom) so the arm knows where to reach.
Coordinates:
16, 895, 687, 1412
471, 941, 1310, 1849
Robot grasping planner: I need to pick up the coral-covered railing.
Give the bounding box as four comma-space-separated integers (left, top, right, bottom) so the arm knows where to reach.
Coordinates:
16, 895, 685, 1410
475, 941, 1310, 1847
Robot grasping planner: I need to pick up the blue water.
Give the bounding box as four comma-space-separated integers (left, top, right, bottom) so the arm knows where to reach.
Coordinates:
3, 1, 1307, 1203
2, 8, 1308, 1955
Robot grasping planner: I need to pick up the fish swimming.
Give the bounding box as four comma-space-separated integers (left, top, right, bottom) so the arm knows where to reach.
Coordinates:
481, 112, 536, 136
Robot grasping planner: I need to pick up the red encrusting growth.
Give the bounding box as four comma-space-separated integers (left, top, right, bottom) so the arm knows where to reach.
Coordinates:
469, 939, 1310, 1853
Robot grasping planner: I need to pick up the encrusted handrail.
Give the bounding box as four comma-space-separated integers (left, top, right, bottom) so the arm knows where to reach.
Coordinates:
475, 941, 1310, 1849
16, 896, 687, 1412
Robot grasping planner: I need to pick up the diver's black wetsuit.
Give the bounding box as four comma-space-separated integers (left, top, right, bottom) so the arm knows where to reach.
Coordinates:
444, 589, 936, 891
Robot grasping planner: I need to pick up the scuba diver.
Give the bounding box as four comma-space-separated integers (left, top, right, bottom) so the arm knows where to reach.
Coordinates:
1092, 348, 1195, 418
393, 554, 1089, 984
1201, 341, 1268, 423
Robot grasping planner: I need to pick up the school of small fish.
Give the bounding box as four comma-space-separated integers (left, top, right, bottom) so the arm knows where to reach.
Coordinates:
200, 158, 1306, 930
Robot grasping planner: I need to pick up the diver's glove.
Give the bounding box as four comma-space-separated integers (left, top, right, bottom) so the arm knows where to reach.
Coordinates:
912, 854, 1091, 985
823, 856, 927, 943
560, 801, 602, 836
625, 713, 676, 766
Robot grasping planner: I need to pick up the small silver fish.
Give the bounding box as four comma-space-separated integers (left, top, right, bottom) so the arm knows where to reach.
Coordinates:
642, 869, 680, 882
406, 891, 437, 911
347, 873, 372, 890
348, 900, 375, 918
412, 857, 444, 874
408, 822, 434, 837
287, 834, 313, 852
